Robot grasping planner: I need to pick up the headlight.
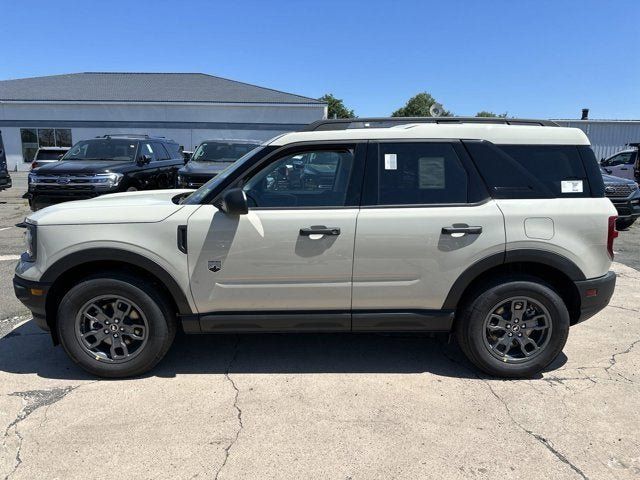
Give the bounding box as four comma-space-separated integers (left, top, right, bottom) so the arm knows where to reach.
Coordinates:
23, 222, 37, 261
93, 173, 123, 189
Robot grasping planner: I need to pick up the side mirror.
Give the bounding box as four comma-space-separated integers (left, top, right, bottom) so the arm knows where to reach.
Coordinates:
219, 188, 248, 215
138, 154, 151, 165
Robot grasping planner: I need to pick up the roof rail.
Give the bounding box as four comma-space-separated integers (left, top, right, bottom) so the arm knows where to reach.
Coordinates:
302, 117, 560, 131
95, 134, 167, 139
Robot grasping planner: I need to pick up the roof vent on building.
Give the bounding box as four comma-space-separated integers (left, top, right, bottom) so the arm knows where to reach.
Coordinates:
581, 108, 589, 120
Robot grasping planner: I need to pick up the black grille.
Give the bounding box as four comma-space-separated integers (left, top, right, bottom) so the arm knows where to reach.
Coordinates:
605, 184, 636, 198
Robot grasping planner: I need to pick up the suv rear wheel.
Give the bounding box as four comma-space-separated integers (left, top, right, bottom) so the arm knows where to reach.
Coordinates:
456, 278, 570, 378
56, 274, 176, 378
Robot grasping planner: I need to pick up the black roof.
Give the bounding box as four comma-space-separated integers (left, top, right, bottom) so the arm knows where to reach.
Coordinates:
303, 117, 560, 131
0, 72, 324, 105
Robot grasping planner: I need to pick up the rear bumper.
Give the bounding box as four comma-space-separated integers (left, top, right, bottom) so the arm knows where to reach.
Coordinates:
573, 271, 616, 324
13, 275, 50, 331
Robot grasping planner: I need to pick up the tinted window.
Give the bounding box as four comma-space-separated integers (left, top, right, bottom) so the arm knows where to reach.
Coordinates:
369, 142, 468, 205
500, 145, 591, 196
152, 142, 171, 160
243, 149, 355, 207
164, 142, 181, 158
464, 142, 593, 198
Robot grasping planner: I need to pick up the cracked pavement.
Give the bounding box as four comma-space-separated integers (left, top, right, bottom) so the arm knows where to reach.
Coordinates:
1, 179, 639, 479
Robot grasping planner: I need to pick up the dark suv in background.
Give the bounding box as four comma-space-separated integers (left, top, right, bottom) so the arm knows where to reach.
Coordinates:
601, 168, 640, 230
176, 139, 259, 188
25, 134, 184, 210
0, 130, 12, 191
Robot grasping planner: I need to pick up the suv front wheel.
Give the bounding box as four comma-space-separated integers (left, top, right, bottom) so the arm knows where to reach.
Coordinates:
456, 278, 570, 378
57, 274, 177, 378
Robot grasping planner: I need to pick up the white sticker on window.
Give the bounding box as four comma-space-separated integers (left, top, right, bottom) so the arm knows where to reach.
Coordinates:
384, 153, 397, 170
561, 180, 583, 193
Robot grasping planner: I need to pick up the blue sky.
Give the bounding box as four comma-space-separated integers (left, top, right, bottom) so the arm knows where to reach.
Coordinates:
1, 0, 638, 119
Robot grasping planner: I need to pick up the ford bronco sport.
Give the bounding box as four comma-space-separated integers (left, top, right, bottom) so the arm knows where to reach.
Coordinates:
14, 119, 617, 378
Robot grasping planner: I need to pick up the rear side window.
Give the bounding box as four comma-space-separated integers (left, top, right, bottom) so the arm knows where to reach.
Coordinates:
164, 142, 181, 158
501, 145, 590, 196
464, 141, 593, 198
366, 142, 468, 205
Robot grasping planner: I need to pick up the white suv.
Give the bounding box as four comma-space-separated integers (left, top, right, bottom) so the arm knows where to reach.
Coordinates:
14, 120, 618, 378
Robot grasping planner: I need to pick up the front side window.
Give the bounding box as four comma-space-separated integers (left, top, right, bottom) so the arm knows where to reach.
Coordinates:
368, 142, 468, 205
607, 152, 634, 166
243, 148, 355, 208
62, 139, 138, 162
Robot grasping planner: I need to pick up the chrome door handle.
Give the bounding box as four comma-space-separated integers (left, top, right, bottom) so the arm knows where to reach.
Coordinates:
441, 226, 483, 235
299, 226, 341, 236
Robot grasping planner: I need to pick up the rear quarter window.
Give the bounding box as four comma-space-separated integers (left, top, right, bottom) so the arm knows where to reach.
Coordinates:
464, 142, 596, 198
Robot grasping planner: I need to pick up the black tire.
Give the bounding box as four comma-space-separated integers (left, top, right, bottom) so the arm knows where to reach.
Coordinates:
56, 274, 177, 378
616, 218, 636, 231
455, 277, 570, 378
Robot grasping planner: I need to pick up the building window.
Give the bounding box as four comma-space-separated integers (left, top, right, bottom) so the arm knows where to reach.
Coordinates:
20, 128, 72, 162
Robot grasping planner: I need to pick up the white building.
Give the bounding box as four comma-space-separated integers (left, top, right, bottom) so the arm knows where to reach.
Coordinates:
0, 72, 327, 171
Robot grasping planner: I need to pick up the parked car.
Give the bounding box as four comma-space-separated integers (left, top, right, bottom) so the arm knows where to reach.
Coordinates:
0, 130, 11, 191
600, 144, 639, 181
601, 168, 640, 230
176, 140, 259, 188
31, 146, 70, 170
14, 119, 617, 379
24, 134, 184, 210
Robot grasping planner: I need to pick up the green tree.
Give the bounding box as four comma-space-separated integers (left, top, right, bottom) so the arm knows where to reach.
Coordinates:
476, 111, 508, 118
319, 93, 356, 119
391, 92, 451, 117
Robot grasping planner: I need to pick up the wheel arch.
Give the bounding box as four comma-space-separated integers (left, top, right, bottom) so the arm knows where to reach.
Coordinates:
42, 248, 193, 343
444, 250, 584, 325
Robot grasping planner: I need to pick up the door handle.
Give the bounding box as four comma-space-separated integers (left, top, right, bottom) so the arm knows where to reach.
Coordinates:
441, 226, 483, 235
299, 226, 341, 236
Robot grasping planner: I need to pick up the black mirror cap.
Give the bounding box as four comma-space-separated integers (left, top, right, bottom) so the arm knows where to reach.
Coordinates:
220, 188, 248, 215
138, 154, 151, 165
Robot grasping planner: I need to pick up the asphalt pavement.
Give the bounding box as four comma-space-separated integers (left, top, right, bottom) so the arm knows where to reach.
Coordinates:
0, 172, 639, 479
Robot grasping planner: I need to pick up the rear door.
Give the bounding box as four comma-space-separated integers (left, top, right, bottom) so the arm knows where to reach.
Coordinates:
352, 140, 505, 330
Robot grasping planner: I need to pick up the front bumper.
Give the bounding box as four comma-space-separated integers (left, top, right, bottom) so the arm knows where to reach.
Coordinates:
23, 189, 101, 210
13, 275, 51, 331
609, 193, 640, 220
573, 271, 616, 324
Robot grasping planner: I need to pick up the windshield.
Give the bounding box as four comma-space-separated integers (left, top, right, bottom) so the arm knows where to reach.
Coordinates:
191, 141, 259, 162
35, 150, 66, 160
62, 139, 138, 161
182, 146, 266, 205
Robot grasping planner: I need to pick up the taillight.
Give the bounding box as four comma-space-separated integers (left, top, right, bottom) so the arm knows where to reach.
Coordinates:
607, 216, 618, 259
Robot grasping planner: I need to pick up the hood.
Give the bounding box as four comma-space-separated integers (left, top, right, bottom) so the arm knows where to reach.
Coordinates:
601, 173, 637, 186
179, 161, 232, 175
28, 189, 194, 226
33, 159, 134, 174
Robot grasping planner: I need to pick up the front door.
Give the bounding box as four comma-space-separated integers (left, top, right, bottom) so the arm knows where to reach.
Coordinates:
352, 140, 506, 330
187, 143, 365, 331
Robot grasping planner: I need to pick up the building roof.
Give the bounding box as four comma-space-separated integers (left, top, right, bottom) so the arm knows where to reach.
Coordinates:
270, 123, 590, 146
0, 72, 325, 105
